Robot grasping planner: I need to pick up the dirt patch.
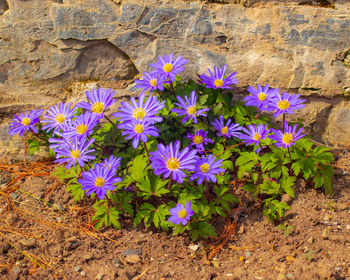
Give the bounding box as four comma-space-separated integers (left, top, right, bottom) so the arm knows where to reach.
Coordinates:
0, 154, 349, 280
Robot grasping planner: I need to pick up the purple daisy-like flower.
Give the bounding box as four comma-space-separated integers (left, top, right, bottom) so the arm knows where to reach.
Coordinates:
168, 201, 194, 226
186, 129, 213, 153
135, 72, 167, 94
78, 163, 122, 200
117, 118, 159, 149
269, 121, 306, 148
8, 109, 43, 137
113, 93, 165, 124
267, 91, 306, 118
150, 53, 188, 82
62, 112, 99, 141
102, 155, 121, 174
171, 91, 209, 124
199, 65, 238, 89
212, 115, 242, 139
54, 137, 96, 169
244, 84, 279, 111
41, 103, 77, 135
189, 154, 225, 185
239, 124, 270, 146
76, 88, 116, 118
149, 141, 197, 183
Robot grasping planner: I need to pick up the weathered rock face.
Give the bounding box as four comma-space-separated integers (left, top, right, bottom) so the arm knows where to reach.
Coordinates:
0, 0, 350, 158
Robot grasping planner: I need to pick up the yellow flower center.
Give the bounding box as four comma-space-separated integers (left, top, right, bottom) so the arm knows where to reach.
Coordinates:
132, 108, 146, 120
166, 158, 180, 171
277, 100, 290, 110
150, 79, 157, 87
257, 92, 267, 101
221, 126, 228, 134
134, 124, 144, 134
21, 117, 31, 126
55, 114, 66, 124
76, 124, 88, 135
94, 177, 105, 187
70, 149, 81, 159
253, 133, 261, 141
187, 106, 197, 115
200, 163, 210, 173
91, 102, 105, 114
178, 209, 187, 218
163, 63, 173, 73
214, 79, 224, 88
193, 135, 203, 144
282, 133, 293, 144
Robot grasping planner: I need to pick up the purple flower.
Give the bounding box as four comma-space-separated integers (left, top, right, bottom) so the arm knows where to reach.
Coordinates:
189, 154, 225, 185
199, 65, 238, 89
171, 91, 209, 124
76, 88, 116, 118
102, 155, 121, 174
8, 109, 43, 137
41, 103, 77, 135
62, 112, 99, 141
269, 121, 306, 148
135, 72, 167, 94
150, 53, 188, 82
212, 115, 242, 139
54, 137, 96, 169
117, 119, 159, 149
239, 124, 270, 146
149, 141, 197, 183
168, 201, 194, 226
267, 91, 306, 117
186, 129, 213, 153
244, 84, 278, 111
78, 163, 122, 200
113, 93, 165, 124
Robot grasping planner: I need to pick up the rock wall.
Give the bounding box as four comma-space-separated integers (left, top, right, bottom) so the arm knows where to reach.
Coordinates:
1, 0, 350, 158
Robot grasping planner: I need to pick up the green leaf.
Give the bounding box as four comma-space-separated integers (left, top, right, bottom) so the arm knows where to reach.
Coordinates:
280, 176, 296, 198
199, 94, 208, 105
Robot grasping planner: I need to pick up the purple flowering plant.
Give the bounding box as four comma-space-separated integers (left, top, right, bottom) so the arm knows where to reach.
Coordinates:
9, 55, 334, 238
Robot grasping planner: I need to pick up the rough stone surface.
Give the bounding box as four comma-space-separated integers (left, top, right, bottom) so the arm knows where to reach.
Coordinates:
0, 0, 350, 158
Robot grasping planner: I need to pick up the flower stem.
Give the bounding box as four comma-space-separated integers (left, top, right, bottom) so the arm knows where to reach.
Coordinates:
87, 136, 113, 155
29, 128, 46, 142
287, 147, 292, 161
156, 89, 165, 100
167, 177, 173, 189
282, 113, 286, 134
143, 141, 150, 158
104, 115, 114, 125
170, 81, 176, 96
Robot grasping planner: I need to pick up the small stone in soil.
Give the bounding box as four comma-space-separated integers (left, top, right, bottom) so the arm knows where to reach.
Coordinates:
113, 258, 121, 268
53, 204, 65, 211
96, 273, 105, 280
80, 271, 86, 276
245, 251, 252, 258
286, 273, 294, 279
122, 248, 142, 256
20, 238, 36, 248
238, 225, 245, 234
83, 254, 93, 261
307, 237, 314, 244
12, 267, 21, 275
74, 266, 80, 272
125, 255, 141, 263
322, 228, 330, 239
188, 244, 199, 251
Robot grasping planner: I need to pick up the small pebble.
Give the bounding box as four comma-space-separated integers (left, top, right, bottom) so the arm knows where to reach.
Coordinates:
188, 244, 199, 251
286, 272, 294, 279
245, 251, 252, 258
56, 217, 63, 222
83, 254, 93, 261
322, 228, 330, 239
96, 273, 105, 280
20, 238, 36, 248
12, 267, 21, 275
346, 225, 350, 230
74, 266, 80, 272
125, 255, 141, 263
226, 273, 233, 277
122, 248, 142, 256
80, 271, 86, 276
54, 204, 65, 211
307, 237, 314, 244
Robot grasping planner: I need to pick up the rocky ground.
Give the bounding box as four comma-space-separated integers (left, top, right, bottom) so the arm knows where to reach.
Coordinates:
0, 150, 349, 280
